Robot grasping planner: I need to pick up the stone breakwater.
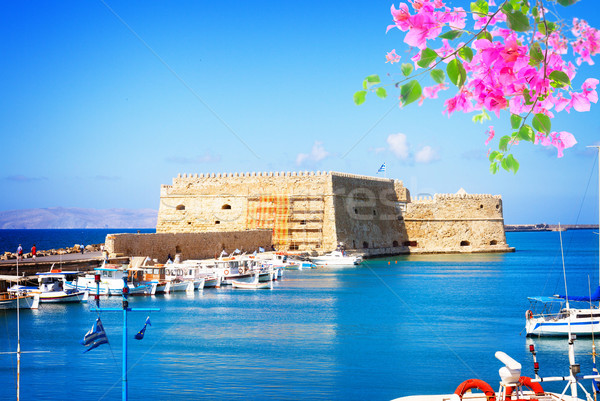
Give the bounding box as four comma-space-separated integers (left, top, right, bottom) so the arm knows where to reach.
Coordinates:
1, 243, 104, 260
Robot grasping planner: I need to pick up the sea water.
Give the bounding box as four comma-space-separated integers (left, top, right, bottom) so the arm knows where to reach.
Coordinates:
0, 228, 156, 254
0, 230, 598, 400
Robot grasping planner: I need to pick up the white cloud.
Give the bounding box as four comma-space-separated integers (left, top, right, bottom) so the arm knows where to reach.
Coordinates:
296, 141, 330, 166
415, 145, 440, 163
386, 133, 410, 160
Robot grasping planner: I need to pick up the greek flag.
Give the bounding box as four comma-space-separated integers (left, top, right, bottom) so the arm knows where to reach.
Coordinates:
258, 247, 265, 253
134, 316, 152, 340
81, 317, 108, 353
377, 162, 386, 173
233, 248, 241, 254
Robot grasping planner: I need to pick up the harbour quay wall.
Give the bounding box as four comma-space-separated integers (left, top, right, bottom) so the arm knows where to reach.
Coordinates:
105, 229, 272, 262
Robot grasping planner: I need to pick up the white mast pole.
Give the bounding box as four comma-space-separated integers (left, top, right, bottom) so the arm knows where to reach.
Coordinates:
587, 145, 600, 287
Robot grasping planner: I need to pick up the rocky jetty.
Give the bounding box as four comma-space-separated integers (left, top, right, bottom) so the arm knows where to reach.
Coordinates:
1, 243, 104, 260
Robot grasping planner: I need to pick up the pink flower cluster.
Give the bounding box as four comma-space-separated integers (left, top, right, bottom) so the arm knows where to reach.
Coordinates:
385, 0, 600, 159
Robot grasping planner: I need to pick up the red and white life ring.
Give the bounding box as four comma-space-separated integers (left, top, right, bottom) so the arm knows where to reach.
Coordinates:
505, 376, 544, 398
455, 379, 496, 401
526, 310, 534, 319
224, 269, 229, 276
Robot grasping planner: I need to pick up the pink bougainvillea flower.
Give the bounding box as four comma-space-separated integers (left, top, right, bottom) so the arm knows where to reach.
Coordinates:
552, 131, 577, 157
387, 3, 411, 32
485, 126, 495, 145
385, 49, 401, 63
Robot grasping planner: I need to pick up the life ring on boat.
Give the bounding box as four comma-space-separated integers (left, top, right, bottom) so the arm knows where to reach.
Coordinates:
526, 310, 533, 319
224, 269, 229, 276
454, 379, 495, 401
505, 376, 544, 398
239, 267, 244, 274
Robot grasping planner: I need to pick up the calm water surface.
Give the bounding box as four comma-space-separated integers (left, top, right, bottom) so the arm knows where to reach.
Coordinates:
0, 230, 598, 400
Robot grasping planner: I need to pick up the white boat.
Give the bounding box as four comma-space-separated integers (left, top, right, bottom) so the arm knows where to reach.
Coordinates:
525, 146, 600, 337
310, 251, 362, 266
231, 274, 272, 290
0, 292, 40, 310
393, 342, 599, 401
28, 271, 89, 303
65, 265, 154, 296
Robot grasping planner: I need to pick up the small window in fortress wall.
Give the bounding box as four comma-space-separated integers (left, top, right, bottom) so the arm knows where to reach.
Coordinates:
403, 241, 418, 247
490, 240, 498, 245
392, 240, 399, 247
176, 204, 185, 211
215, 220, 220, 224
496, 204, 500, 209
460, 240, 470, 246
222, 204, 232, 210
363, 241, 369, 249
479, 204, 483, 209
300, 220, 307, 225
289, 244, 299, 251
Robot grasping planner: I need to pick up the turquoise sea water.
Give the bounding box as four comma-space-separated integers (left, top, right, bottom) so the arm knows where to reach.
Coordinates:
0, 230, 599, 400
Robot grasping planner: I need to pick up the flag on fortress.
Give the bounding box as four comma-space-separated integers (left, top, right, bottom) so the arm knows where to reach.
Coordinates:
81, 317, 108, 353
377, 163, 386, 173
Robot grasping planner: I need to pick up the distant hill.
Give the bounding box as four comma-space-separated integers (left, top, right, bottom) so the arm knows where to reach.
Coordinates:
0, 207, 157, 229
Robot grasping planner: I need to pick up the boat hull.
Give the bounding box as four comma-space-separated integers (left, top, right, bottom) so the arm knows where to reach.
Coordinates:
526, 308, 600, 336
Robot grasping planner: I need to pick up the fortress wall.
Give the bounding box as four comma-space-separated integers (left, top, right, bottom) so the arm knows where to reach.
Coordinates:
330, 173, 408, 251
105, 230, 272, 261
404, 194, 509, 253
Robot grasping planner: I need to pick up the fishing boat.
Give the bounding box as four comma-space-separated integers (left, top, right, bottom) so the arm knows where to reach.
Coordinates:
0, 292, 40, 310
65, 264, 155, 295
525, 146, 600, 337
310, 251, 362, 266
231, 273, 272, 290
32, 271, 88, 303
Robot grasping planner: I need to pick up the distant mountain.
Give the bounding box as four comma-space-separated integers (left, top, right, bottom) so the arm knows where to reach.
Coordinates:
0, 207, 157, 229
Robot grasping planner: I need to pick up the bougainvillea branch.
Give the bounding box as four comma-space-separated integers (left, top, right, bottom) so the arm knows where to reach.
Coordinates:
355, 0, 600, 173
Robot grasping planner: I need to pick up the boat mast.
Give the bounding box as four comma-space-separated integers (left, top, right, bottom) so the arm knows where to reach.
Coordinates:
16, 258, 20, 401
588, 145, 600, 287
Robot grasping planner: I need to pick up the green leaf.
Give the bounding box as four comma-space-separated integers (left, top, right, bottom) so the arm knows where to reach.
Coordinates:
472, 110, 490, 124
529, 42, 544, 66
354, 91, 367, 105
490, 161, 499, 174
447, 59, 467, 88
458, 46, 474, 62
439, 30, 463, 40
362, 79, 367, 90
489, 151, 501, 162
510, 114, 523, 129
532, 6, 538, 17
366, 75, 381, 84
505, 154, 519, 173
499, 135, 511, 152
556, 0, 579, 6
518, 124, 535, 142
430, 69, 445, 84
501, 157, 510, 171
401, 63, 414, 77
549, 70, 571, 87
376, 87, 387, 99
400, 80, 422, 107
532, 113, 551, 134
503, 9, 531, 32
471, 0, 489, 17
523, 88, 534, 105
417, 48, 438, 68
477, 31, 493, 42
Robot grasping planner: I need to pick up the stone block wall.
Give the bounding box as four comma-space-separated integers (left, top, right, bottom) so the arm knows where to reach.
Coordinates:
105, 230, 272, 261
330, 172, 408, 251
404, 194, 509, 253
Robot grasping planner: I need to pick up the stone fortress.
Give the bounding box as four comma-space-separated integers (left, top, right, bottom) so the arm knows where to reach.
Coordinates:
136, 170, 510, 257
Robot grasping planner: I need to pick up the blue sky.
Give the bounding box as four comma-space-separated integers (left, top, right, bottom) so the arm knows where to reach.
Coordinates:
1, 0, 599, 224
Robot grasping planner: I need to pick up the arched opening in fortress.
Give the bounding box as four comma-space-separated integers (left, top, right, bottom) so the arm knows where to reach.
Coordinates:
362, 241, 369, 249
403, 240, 417, 247
176, 204, 185, 210
490, 240, 498, 245
221, 204, 231, 210
460, 240, 470, 246
393, 240, 399, 247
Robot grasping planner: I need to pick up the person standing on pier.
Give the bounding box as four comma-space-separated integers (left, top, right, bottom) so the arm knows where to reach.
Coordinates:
17, 244, 23, 261
31, 244, 36, 260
